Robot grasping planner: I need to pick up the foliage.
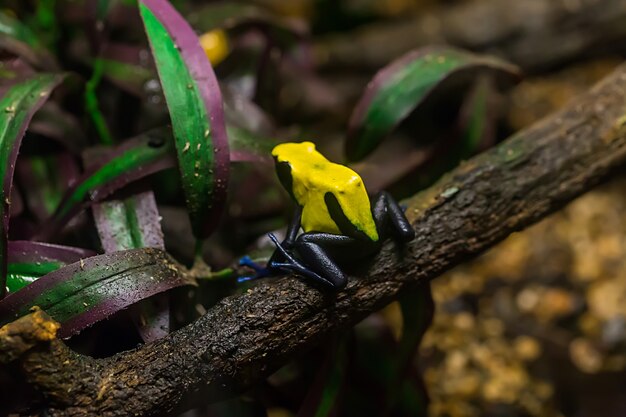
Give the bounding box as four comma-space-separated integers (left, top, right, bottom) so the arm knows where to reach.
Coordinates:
0, 0, 520, 415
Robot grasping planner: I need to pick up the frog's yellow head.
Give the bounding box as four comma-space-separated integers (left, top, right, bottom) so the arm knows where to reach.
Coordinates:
272, 141, 318, 162
271, 141, 325, 199
270, 141, 379, 241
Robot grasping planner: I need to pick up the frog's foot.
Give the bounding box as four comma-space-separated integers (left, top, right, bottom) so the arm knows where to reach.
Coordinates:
237, 256, 272, 283
238, 255, 265, 273
237, 233, 298, 283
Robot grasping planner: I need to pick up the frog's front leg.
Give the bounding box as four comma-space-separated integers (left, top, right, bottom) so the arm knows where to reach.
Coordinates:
238, 206, 303, 282
372, 191, 415, 242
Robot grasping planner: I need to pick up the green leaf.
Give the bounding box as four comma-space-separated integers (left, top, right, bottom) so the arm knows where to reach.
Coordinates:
92, 190, 167, 342
7, 262, 60, 293
227, 124, 276, 164
459, 75, 497, 155
346, 46, 520, 161
0, 73, 65, 298
0, 11, 42, 50
385, 283, 434, 415
5, 241, 96, 293
93, 192, 164, 252
100, 58, 154, 96
39, 128, 175, 239
298, 337, 349, 417
140, 0, 230, 240
0, 11, 57, 69
17, 154, 78, 221
0, 248, 195, 338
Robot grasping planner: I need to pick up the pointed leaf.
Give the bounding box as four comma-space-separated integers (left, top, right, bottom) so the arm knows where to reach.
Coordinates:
458, 75, 498, 154
298, 337, 349, 417
227, 125, 275, 164
0, 12, 57, 70
6, 241, 96, 293
39, 128, 176, 239
385, 283, 434, 414
222, 87, 274, 137
140, 0, 230, 239
0, 73, 66, 298
346, 46, 520, 161
16, 153, 80, 222
92, 190, 167, 342
29, 102, 87, 153
93, 191, 164, 253
99, 43, 155, 96
0, 248, 194, 338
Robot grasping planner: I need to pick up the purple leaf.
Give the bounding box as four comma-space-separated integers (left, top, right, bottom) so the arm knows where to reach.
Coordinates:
129, 293, 170, 343
298, 338, 349, 417
0, 12, 58, 71
8, 240, 96, 264
16, 153, 80, 222
93, 191, 164, 253
6, 241, 97, 294
0, 73, 66, 298
346, 46, 520, 161
227, 125, 275, 164
92, 190, 168, 343
29, 102, 88, 153
140, 0, 230, 240
0, 248, 195, 338
100, 42, 156, 97
37, 128, 176, 240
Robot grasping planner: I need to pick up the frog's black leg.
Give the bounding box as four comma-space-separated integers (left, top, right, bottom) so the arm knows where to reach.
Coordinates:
265, 233, 339, 290
289, 232, 380, 290
292, 233, 355, 290
269, 205, 302, 260
373, 191, 415, 242
238, 206, 303, 283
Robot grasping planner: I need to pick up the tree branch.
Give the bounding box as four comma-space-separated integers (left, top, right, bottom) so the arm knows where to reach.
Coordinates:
3, 64, 626, 417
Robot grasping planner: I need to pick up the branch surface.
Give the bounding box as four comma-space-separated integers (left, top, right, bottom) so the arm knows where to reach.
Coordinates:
4, 64, 626, 417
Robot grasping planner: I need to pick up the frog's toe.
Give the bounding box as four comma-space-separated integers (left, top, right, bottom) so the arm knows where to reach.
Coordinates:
238, 256, 274, 283
239, 255, 264, 272
237, 274, 261, 283
237, 267, 273, 283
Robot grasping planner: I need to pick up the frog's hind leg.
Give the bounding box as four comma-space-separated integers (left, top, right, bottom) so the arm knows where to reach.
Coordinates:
291, 232, 375, 290
268, 233, 343, 290
372, 191, 415, 242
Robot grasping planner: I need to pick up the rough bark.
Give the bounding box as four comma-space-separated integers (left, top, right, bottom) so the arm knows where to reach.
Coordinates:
3, 64, 626, 417
315, 0, 626, 72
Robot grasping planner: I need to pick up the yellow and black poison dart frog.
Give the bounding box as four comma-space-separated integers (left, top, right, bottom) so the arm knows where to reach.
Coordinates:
239, 141, 414, 290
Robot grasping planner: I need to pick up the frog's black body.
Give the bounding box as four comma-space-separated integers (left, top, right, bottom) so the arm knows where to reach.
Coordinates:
239, 141, 414, 291
253, 191, 414, 290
